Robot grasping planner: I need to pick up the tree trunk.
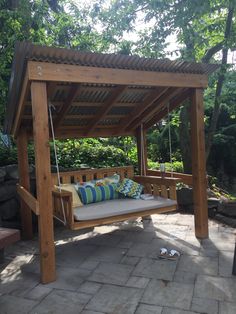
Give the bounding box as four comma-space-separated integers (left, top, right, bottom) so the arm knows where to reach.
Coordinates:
205, 1, 235, 160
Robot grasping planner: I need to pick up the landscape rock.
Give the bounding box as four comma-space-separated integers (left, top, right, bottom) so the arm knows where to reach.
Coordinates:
0, 167, 6, 182
0, 197, 19, 220
218, 201, 236, 217
5, 164, 19, 180
0, 184, 17, 202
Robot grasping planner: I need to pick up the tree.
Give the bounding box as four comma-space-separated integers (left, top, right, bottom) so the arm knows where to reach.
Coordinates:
90, 0, 236, 172
0, 0, 106, 127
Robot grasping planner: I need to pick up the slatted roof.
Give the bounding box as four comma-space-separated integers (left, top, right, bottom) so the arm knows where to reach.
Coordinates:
4, 42, 219, 138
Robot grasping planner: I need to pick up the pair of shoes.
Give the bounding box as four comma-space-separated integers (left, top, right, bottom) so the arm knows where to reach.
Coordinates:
158, 247, 180, 261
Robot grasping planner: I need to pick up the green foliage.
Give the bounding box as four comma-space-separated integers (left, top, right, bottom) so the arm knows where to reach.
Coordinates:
0, 138, 135, 169
147, 160, 184, 173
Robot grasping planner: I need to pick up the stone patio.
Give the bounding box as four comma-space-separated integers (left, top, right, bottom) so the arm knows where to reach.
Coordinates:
0, 212, 236, 314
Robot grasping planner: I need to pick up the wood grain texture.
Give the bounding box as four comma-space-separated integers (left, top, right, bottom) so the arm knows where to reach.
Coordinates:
190, 88, 208, 239
17, 184, 39, 215
28, 61, 209, 88
16, 129, 33, 239
86, 85, 127, 135
31, 81, 56, 283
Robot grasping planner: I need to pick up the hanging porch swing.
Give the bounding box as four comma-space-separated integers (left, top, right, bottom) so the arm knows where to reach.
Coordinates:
49, 103, 179, 231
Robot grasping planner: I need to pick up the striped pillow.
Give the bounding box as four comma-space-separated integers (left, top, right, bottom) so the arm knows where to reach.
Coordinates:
78, 183, 119, 205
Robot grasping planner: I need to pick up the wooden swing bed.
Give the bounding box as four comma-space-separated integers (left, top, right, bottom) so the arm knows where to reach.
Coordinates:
4, 42, 218, 283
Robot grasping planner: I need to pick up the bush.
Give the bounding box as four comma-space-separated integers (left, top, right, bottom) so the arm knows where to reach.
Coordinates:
0, 138, 136, 169
148, 160, 184, 173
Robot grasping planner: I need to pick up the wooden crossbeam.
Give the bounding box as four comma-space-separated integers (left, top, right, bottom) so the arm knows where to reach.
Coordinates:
86, 85, 127, 135
117, 87, 167, 132
127, 88, 181, 131
22, 114, 126, 120
53, 128, 135, 139
17, 184, 39, 215
53, 84, 81, 129
144, 88, 192, 129
28, 61, 208, 88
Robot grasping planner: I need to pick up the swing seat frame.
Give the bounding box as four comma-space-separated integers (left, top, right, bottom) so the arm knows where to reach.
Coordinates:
52, 166, 180, 230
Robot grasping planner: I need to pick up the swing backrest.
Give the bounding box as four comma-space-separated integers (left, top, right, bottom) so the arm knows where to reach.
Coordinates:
51, 166, 134, 186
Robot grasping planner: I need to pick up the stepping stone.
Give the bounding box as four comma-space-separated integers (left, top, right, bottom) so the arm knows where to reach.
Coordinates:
86, 284, 143, 314
191, 297, 219, 314
133, 257, 177, 281
142, 279, 194, 310
194, 275, 236, 302
219, 301, 236, 314
29, 290, 91, 314
88, 262, 133, 285
135, 304, 163, 314
0, 295, 37, 314
177, 255, 218, 275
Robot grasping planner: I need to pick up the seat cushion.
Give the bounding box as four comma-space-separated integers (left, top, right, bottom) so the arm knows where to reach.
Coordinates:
73, 197, 177, 221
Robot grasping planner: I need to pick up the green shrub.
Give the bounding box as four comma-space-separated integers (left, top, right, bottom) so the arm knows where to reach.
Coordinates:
148, 160, 184, 173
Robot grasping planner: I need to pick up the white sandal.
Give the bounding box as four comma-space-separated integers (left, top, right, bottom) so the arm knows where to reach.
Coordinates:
167, 249, 180, 260
158, 247, 168, 259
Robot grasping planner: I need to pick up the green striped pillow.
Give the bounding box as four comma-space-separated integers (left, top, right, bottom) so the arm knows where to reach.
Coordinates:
78, 183, 119, 205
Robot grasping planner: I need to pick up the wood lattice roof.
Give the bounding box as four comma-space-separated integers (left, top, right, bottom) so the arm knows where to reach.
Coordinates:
4, 42, 219, 138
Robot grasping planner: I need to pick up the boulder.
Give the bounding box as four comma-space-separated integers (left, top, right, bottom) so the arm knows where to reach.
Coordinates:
0, 198, 20, 220
0, 184, 17, 202
218, 201, 236, 217
0, 167, 6, 183
5, 164, 19, 180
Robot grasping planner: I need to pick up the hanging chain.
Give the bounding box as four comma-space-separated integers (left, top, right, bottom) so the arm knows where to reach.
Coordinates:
48, 102, 67, 225
167, 102, 173, 177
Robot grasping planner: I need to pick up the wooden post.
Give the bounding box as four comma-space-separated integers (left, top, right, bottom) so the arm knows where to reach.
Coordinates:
136, 126, 148, 175
31, 81, 56, 283
17, 129, 33, 240
190, 89, 208, 239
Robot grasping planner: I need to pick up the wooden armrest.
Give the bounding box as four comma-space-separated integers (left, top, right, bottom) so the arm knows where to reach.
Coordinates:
133, 175, 181, 186
52, 188, 72, 198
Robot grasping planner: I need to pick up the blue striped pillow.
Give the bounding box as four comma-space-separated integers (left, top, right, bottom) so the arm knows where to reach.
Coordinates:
78, 183, 119, 205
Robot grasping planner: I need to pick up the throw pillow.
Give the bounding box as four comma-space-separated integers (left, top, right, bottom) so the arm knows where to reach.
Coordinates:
55, 184, 83, 208
78, 183, 119, 205
116, 178, 143, 199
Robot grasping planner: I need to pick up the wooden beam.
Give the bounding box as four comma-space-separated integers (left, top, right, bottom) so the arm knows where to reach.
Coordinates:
136, 126, 148, 175
144, 88, 192, 129
28, 61, 209, 88
17, 184, 39, 215
54, 128, 135, 139
190, 88, 208, 239
146, 169, 193, 186
12, 70, 29, 137
31, 81, 56, 283
16, 129, 33, 240
86, 85, 127, 135
118, 87, 167, 132
128, 88, 181, 131
26, 101, 137, 107
54, 84, 81, 129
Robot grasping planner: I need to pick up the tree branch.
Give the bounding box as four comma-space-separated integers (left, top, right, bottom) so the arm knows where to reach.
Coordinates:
201, 41, 224, 63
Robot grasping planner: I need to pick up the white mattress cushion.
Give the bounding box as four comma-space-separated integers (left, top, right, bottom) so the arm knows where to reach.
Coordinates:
73, 196, 177, 221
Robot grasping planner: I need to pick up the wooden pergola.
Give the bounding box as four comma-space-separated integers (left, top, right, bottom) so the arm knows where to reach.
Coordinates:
4, 42, 218, 283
